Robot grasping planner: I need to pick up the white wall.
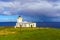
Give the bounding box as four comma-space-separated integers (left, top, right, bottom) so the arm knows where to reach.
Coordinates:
33, 23, 36, 27
29, 23, 36, 27
15, 23, 20, 27
15, 23, 36, 28
26, 24, 30, 27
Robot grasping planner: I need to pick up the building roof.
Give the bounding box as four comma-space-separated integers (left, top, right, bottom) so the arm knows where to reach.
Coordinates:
19, 22, 36, 24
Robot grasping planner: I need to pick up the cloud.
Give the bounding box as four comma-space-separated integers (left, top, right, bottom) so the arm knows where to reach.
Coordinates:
20, 0, 60, 22
0, 0, 60, 17
20, 0, 60, 18
0, 0, 60, 22
0, 0, 21, 15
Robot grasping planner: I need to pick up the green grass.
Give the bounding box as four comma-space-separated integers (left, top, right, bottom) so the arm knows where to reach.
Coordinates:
0, 27, 60, 40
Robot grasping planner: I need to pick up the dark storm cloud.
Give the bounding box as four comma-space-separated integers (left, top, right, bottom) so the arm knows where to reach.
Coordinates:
0, 0, 14, 2
0, 0, 60, 22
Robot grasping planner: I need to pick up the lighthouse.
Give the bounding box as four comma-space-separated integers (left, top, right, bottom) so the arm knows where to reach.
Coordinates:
17, 16, 23, 22
15, 16, 36, 28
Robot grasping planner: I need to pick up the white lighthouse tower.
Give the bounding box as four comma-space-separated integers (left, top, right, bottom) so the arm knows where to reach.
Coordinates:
17, 16, 23, 23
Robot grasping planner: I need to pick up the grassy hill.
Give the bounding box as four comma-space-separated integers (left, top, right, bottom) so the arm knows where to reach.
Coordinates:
0, 27, 60, 40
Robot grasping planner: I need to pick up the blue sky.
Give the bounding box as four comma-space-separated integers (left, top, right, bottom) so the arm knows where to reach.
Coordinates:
0, 0, 60, 22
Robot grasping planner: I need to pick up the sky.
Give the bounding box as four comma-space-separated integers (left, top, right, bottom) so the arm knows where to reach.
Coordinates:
0, 0, 60, 22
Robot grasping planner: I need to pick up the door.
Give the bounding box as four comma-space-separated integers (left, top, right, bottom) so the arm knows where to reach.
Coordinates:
31, 25, 33, 28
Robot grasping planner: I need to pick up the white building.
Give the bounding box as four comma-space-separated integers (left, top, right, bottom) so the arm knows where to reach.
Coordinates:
15, 16, 36, 28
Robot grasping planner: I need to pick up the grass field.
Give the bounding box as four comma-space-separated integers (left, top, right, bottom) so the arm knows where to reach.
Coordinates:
0, 26, 60, 40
